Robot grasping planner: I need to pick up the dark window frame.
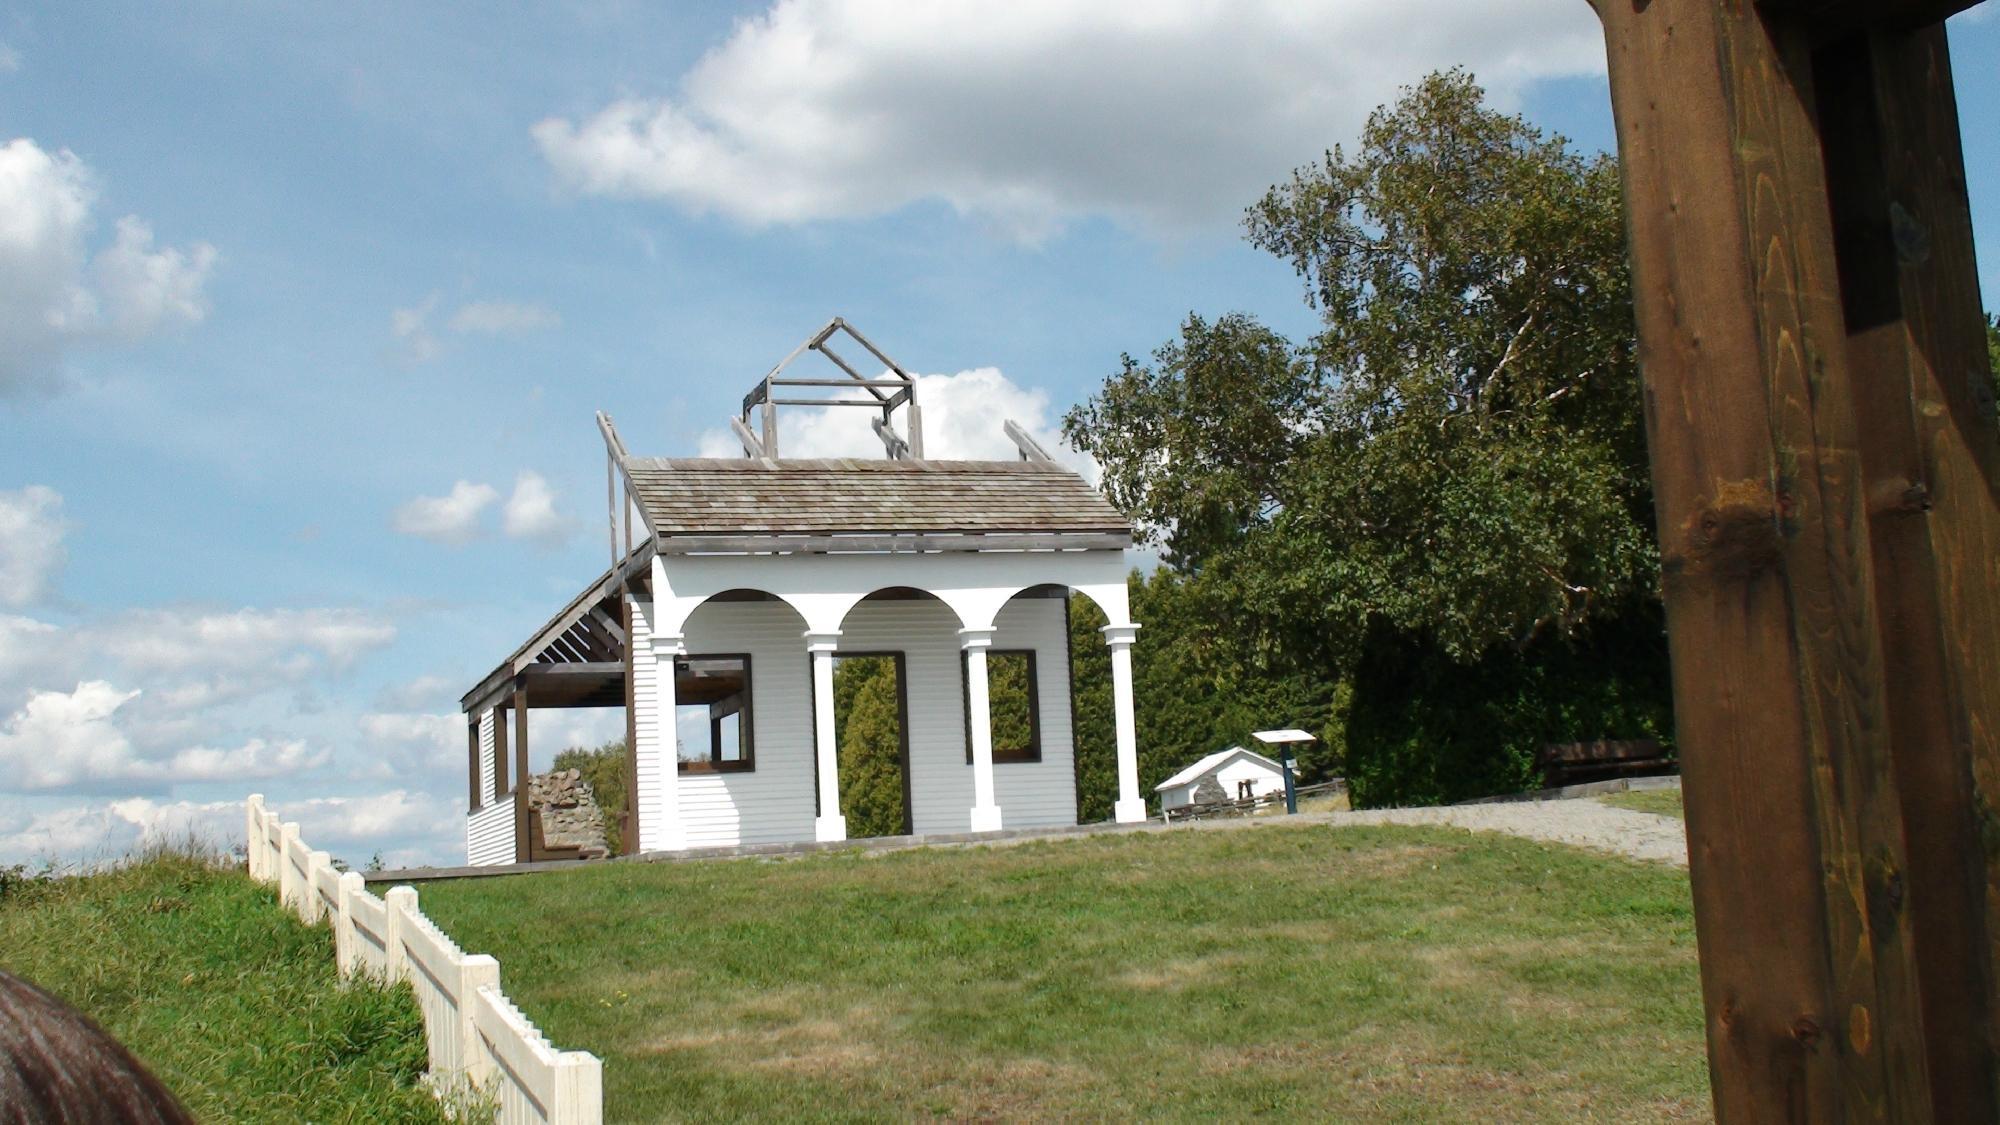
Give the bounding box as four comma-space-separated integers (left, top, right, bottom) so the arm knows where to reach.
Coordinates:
493, 704, 512, 797
466, 713, 483, 811
962, 648, 1043, 764
676, 653, 756, 774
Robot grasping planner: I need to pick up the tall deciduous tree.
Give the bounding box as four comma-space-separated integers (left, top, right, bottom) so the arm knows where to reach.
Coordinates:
1066, 70, 1669, 807
1066, 69, 1653, 667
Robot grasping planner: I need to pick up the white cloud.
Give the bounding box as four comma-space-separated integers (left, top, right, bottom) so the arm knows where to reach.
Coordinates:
0, 796, 244, 869
534, 0, 1604, 240
103, 607, 397, 678
393, 296, 561, 363
358, 711, 463, 778
0, 138, 216, 393
449, 300, 561, 335
502, 470, 572, 545
0, 680, 325, 792
0, 485, 66, 606
393, 480, 499, 544
91, 216, 217, 340
0, 43, 19, 74
695, 365, 1087, 476
390, 292, 441, 364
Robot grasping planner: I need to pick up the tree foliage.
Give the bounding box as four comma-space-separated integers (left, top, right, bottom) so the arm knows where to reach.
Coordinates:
834, 656, 908, 837
1066, 70, 1654, 666
1066, 70, 1672, 808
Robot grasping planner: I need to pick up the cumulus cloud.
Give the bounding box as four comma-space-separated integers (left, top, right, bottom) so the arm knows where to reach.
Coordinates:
389, 292, 441, 364
0, 485, 66, 606
0, 138, 216, 394
502, 470, 573, 545
534, 0, 1604, 240
392, 480, 499, 544
696, 365, 1084, 474
0, 680, 325, 792
392, 295, 561, 363
0, 796, 244, 868
449, 300, 561, 335
357, 711, 463, 779
102, 607, 397, 679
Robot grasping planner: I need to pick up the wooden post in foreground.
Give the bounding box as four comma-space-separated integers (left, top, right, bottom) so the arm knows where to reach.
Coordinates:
1593, 0, 1998, 1119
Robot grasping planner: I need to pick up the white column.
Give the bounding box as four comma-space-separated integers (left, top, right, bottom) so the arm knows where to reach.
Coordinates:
633, 597, 686, 853
1104, 623, 1146, 823
961, 626, 1004, 832
807, 630, 847, 842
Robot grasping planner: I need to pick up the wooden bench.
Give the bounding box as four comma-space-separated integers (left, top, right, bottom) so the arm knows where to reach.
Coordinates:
1539, 739, 1675, 789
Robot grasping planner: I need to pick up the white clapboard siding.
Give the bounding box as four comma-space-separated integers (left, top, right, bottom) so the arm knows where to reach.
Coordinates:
466, 707, 519, 866
243, 795, 601, 1124
677, 598, 818, 847
467, 795, 516, 867
988, 595, 1078, 830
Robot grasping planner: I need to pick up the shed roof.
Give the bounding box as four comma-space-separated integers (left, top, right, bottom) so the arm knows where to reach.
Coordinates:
625, 457, 1130, 546
1155, 746, 1287, 792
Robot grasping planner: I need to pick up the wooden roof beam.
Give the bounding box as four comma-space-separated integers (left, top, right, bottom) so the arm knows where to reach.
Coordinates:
1757, 0, 1986, 39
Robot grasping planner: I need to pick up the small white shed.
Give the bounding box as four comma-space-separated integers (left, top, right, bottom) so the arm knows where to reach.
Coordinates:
1154, 747, 1288, 814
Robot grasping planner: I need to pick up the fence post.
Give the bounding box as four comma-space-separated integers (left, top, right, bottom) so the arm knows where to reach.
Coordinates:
552, 1051, 605, 1125
335, 871, 364, 979
459, 956, 500, 1090
383, 885, 417, 984
306, 851, 332, 923
278, 822, 302, 910
245, 794, 265, 879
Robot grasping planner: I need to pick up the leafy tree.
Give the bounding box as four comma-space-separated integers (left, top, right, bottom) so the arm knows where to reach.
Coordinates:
1066, 70, 1669, 806
1067, 69, 1652, 667
1987, 313, 1998, 402
552, 740, 629, 854
1070, 575, 1345, 821
834, 656, 907, 837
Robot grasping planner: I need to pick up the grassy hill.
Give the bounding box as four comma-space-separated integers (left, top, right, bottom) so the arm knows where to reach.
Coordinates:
418, 823, 1708, 1122
0, 845, 445, 1124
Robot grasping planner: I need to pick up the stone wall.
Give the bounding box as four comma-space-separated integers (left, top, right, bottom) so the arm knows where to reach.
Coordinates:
527, 769, 609, 859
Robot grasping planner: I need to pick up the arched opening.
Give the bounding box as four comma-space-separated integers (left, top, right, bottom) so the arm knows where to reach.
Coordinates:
828, 588, 960, 838
671, 589, 812, 849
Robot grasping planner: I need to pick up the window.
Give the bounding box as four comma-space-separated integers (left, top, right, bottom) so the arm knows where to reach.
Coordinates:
963, 649, 1041, 764
676, 655, 753, 772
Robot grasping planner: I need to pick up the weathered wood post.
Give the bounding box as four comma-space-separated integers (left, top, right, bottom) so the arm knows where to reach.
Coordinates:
1591, 0, 1998, 1119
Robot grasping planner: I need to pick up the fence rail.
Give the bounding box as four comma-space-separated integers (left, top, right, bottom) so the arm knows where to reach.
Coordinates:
1163, 779, 1347, 823
244, 794, 602, 1124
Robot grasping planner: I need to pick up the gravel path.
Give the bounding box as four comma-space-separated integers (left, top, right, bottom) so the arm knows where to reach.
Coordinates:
1326, 797, 1688, 866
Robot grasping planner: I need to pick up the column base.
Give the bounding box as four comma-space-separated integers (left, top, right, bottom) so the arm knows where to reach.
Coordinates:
1115, 798, 1148, 824
969, 804, 1004, 833
815, 815, 848, 843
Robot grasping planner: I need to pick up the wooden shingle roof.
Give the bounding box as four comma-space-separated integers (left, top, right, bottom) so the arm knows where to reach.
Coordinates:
624, 457, 1131, 550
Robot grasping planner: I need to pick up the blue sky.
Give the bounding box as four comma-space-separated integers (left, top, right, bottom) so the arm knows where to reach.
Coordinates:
2, 2, 1995, 867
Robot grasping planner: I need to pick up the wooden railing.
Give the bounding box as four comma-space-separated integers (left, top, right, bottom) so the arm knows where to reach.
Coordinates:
245, 794, 601, 1123
1162, 780, 1346, 823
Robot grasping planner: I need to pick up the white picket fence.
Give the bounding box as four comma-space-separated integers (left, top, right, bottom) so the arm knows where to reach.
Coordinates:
244, 794, 602, 1124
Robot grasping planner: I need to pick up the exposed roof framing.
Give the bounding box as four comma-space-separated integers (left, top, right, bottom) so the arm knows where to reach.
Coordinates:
460, 543, 651, 715
738, 318, 925, 460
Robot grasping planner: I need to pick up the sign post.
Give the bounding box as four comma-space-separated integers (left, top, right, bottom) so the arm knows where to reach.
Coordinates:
1252, 729, 1315, 815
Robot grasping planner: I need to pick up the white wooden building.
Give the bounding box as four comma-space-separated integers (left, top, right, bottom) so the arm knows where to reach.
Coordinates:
1155, 747, 1289, 814
460, 321, 1146, 864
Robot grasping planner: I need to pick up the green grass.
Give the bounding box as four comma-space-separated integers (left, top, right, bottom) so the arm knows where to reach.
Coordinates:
419, 824, 1709, 1123
1598, 788, 1685, 820
0, 846, 446, 1124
